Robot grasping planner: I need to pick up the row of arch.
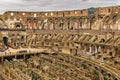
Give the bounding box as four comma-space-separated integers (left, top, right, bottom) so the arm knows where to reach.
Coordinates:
25, 17, 91, 30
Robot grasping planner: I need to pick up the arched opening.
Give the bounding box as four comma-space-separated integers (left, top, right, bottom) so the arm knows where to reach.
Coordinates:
115, 78, 118, 80
95, 66, 98, 70
109, 52, 113, 56
55, 44, 58, 46
16, 24, 21, 28
21, 36, 24, 40
80, 22, 82, 29
101, 69, 104, 73
68, 21, 70, 29
101, 38, 105, 43
108, 73, 111, 77
3, 37, 8, 46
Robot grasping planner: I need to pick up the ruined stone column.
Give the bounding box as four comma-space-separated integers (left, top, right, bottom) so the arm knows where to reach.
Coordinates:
89, 45, 92, 53
98, 46, 102, 53
95, 45, 98, 54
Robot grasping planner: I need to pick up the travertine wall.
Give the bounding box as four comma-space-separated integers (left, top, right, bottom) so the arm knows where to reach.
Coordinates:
0, 5, 119, 30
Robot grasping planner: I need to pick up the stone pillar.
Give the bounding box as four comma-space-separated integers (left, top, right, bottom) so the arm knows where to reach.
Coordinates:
15, 55, 17, 59
69, 20, 72, 29
50, 23, 54, 30
84, 45, 87, 52
89, 46, 92, 53
64, 20, 67, 30
74, 22, 77, 30
95, 45, 98, 54
98, 46, 102, 53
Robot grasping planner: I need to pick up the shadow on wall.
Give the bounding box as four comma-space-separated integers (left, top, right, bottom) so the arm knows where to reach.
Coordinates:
3, 36, 8, 46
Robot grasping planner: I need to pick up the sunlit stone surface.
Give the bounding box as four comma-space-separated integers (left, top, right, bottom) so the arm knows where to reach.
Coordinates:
0, 5, 119, 80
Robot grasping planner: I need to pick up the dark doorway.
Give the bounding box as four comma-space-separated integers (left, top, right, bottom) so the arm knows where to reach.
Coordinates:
16, 25, 20, 28
3, 37, 8, 46
68, 22, 70, 29
109, 52, 112, 56
101, 38, 105, 43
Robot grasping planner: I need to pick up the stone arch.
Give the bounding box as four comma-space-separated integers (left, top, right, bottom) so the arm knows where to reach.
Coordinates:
95, 66, 98, 70
114, 77, 118, 80
100, 38, 105, 43
107, 72, 112, 77
101, 69, 105, 74
15, 23, 22, 29
109, 51, 113, 56
16, 24, 20, 28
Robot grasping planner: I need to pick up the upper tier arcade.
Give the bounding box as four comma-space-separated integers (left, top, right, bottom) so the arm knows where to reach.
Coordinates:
0, 5, 119, 30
